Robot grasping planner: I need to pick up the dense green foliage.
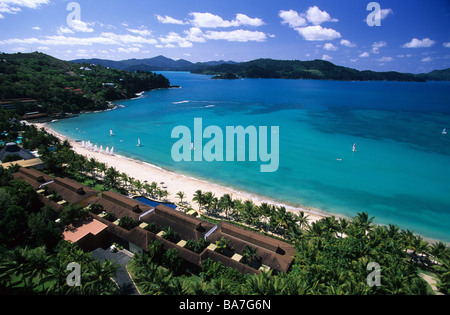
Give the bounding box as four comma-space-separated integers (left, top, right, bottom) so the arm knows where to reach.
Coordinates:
417, 68, 450, 81
193, 58, 426, 82
0, 52, 170, 115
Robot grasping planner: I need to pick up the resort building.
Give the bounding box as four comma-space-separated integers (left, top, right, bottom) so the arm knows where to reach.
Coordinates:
0, 143, 44, 169
12, 167, 296, 275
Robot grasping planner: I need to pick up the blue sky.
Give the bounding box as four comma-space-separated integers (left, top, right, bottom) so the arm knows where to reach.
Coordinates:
0, 0, 449, 73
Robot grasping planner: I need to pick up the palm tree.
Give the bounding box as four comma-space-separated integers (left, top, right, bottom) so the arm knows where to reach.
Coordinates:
28, 247, 51, 292
218, 194, 234, 219
96, 162, 107, 181
430, 241, 448, 265
202, 191, 215, 212
104, 166, 120, 190
85, 259, 119, 295
120, 172, 129, 191
242, 245, 259, 266
353, 212, 375, 234
133, 179, 143, 195
176, 191, 185, 204
192, 190, 204, 212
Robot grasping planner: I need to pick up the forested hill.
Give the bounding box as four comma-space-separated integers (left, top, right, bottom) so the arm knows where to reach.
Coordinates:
192, 58, 426, 82
0, 52, 171, 115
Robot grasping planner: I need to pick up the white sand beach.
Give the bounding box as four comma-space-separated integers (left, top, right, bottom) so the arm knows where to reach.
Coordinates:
34, 123, 326, 223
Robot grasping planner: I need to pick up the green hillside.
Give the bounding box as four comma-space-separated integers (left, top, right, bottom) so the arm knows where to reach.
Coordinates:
193, 58, 426, 82
0, 52, 170, 115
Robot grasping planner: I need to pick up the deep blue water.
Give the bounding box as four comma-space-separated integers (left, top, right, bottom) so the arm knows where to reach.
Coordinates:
51, 72, 450, 242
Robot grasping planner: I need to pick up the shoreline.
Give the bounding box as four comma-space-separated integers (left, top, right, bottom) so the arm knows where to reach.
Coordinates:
34, 122, 327, 224
33, 123, 448, 244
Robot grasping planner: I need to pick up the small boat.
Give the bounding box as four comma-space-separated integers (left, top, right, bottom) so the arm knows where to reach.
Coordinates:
352, 143, 357, 152
137, 138, 142, 147
443, 128, 447, 135
191, 141, 195, 151
110, 129, 115, 136
110, 147, 114, 155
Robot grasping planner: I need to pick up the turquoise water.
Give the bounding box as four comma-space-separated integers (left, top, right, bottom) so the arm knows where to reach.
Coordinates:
51, 72, 450, 242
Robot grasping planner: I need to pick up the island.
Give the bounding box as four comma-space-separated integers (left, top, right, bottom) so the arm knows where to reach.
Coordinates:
211, 72, 239, 80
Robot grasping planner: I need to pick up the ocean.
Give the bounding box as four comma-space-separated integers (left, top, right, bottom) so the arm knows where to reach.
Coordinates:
51, 71, 450, 242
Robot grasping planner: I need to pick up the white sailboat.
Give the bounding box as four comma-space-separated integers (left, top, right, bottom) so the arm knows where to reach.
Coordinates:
105, 146, 110, 155
443, 128, 447, 135
110, 147, 114, 155
191, 141, 195, 151
353, 143, 357, 152
110, 129, 115, 136
137, 138, 142, 147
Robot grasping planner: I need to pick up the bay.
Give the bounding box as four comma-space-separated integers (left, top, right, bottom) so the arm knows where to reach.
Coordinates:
51, 72, 450, 242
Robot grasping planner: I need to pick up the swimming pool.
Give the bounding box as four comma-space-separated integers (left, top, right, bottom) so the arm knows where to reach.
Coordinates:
134, 196, 177, 209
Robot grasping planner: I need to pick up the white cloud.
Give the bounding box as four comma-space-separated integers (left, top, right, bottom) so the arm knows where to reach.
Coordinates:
184, 27, 206, 43
0, 0, 49, 19
159, 31, 195, 48
155, 14, 186, 25
295, 25, 341, 41
306, 6, 338, 25
204, 29, 267, 42
372, 41, 387, 54
32, 26, 41, 30
380, 8, 394, 20
189, 12, 264, 28
340, 39, 356, 47
359, 51, 370, 58
127, 27, 152, 37
444, 42, 450, 48
70, 20, 94, 33
323, 43, 338, 51
118, 47, 140, 54
190, 12, 231, 28
421, 56, 433, 62
0, 32, 158, 47
377, 56, 393, 62
57, 26, 74, 35
235, 13, 264, 27
402, 38, 435, 48
279, 9, 307, 28
321, 54, 332, 61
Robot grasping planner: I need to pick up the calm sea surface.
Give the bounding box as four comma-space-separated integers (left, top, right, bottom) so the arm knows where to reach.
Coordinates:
51, 72, 450, 242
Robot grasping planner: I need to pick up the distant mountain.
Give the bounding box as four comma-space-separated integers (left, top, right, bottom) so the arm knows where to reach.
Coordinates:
192, 58, 426, 82
71, 55, 237, 72
71, 55, 450, 82
416, 68, 450, 81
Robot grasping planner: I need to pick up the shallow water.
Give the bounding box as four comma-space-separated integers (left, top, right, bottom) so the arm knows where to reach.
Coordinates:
51, 72, 450, 242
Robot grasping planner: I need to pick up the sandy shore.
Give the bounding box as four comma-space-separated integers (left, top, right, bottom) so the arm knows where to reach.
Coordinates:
34, 123, 326, 224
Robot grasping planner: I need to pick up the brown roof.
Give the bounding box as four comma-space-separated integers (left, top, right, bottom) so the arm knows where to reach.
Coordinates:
89, 191, 153, 222
13, 167, 54, 189
46, 177, 99, 206
206, 221, 296, 273
63, 219, 108, 243
141, 204, 215, 242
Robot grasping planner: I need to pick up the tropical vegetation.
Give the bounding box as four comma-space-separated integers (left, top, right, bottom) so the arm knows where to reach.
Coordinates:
0, 52, 171, 115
